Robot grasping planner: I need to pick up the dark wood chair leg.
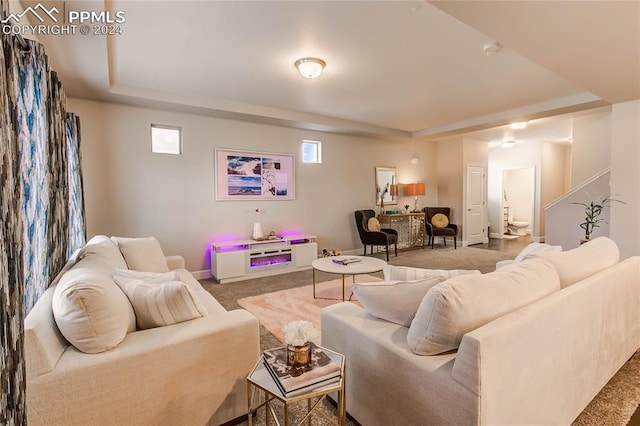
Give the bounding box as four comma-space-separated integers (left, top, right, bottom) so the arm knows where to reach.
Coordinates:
363, 245, 367, 256
394, 242, 398, 257
385, 244, 390, 261
444, 237, 447, 247
431, 236, 435, 249
454, 237, 457, 249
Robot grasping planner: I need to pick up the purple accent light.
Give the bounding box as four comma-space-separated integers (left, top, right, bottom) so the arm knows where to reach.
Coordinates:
277, 228, 305, 237
250, 253, 292, 268
215, 244, 247, 253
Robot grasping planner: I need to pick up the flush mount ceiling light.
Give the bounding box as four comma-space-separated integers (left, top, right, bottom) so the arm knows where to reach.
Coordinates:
501, 140, 516, 148
294, 57, 326, 79
510, 121, 528, 130
483, 41, 502, 55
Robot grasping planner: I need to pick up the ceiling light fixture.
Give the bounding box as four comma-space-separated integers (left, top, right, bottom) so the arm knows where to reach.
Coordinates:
501, 140, 516, 149
483, 41, 502, 55
294, 57, 326, 79
510, 121, 528, 130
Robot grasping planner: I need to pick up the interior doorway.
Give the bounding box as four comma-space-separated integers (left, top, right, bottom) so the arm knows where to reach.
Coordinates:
501, 166, 535, 238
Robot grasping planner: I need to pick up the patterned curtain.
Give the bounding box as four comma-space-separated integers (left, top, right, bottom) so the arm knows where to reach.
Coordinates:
0, 27, 27, 426
1, 0, 85, 422
67, 113, 86, 256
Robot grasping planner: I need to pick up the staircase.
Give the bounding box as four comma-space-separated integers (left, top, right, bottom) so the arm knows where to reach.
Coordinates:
544, 169, 611, 250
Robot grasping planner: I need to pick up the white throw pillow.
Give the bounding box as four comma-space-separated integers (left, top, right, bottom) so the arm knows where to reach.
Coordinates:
114, 269, 180, 283
352, 276, 447, 327
383, 265, 481, 281
533, 236, 619, 288
112, 236, 170, 273
113, 276, 208, 330
513, 242, 562, 263
407, 258, 560, 355
52, 266, 134, 354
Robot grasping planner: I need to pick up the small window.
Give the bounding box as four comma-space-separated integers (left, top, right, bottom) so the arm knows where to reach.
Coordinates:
302, 140, 321, 163
151, 124, 182, 154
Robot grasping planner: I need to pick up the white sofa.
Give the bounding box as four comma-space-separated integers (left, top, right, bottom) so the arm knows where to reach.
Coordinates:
322, 237, 640, 425
25, 235, 260, 425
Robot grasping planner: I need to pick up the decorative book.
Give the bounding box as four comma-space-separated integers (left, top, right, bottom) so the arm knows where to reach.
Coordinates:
331, 257, 362, 265
262, 343, 341, 396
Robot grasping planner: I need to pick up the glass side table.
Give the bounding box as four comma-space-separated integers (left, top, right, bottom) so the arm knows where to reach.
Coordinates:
247, 346, 346, 426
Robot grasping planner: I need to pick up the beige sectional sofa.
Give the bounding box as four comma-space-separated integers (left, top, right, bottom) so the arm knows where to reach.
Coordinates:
25, 235, 260, 425
322, 237, 640, 425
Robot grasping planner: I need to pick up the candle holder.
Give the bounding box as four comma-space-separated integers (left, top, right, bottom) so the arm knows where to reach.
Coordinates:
286, 342, 311, 376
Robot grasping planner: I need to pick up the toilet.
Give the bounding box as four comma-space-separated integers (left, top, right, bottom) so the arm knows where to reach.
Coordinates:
507, 212, 529, 236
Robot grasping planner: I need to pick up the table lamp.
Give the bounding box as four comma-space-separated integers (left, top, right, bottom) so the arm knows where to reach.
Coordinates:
406, 183, 425, 212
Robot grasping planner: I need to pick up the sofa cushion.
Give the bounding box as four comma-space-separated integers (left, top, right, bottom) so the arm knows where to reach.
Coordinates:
52, 264, 134, 354
407, 258, 560, 355
113, 276, 208, 329
112, 236, 170, 273
80, 235, 128, 271
352, 276, 447, 327
383, 265, 480, 281
533, 236, 619, 288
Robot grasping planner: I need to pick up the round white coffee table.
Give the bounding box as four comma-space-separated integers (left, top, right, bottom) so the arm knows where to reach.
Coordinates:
312, 256, 387, 301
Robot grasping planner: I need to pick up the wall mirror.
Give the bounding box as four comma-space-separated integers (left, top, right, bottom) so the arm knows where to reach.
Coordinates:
375, 166, 397, 205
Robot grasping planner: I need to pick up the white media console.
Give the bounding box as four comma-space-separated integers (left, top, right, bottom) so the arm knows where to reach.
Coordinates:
210, 234, 317, 283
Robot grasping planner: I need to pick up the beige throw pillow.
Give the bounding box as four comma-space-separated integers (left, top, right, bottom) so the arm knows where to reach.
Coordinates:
52, 266, 133, 354
114, 269, 180, 283
407, 258, 560, 355
112, 236, 170, 273
113, 276, 208, 330
352, 276, 447, 327
431, 213, 449, 228
533, 236, 619, 288
367, 217, 381, 232
383, 265, 481, 281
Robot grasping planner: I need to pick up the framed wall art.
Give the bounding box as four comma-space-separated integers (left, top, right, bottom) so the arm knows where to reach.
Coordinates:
215, 148, 295, 200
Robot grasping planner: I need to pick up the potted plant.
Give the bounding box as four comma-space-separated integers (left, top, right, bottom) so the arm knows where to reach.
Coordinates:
571, 193, 624, 243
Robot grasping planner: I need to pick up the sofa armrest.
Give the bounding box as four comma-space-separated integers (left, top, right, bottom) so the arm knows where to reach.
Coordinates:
165, 255, 185, 270
28, 309, 260, 425
453, 256, 640, 425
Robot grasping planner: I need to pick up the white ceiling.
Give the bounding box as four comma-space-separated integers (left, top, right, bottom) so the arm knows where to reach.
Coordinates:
13, 0, 640, 142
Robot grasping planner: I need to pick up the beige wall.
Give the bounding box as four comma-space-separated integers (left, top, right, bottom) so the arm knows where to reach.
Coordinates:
68, 98, 438, 272
571, 107, 612, 187
610, 100, 640, 259
540, 142, 570, 236
436, 139, 463, 229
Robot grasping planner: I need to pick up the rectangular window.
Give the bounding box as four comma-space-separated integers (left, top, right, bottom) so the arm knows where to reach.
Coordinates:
302, 140, 321, 163
151, 124, 182, 154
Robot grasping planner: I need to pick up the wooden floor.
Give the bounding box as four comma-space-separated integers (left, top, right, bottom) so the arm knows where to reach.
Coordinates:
472, 235, 531, 256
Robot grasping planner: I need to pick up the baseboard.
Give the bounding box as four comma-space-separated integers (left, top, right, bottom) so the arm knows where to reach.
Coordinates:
531, 236, 545, 243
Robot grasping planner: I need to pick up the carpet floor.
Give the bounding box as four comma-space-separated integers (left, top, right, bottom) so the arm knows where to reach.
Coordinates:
201, 246, 640, 425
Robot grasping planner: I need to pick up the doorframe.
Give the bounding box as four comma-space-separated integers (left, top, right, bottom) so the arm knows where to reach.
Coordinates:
500, 165, 536, 238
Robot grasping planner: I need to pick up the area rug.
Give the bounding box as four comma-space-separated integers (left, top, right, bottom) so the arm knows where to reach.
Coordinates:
237, 274, 381, 344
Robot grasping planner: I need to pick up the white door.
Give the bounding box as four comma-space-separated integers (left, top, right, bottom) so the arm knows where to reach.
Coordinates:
466, 165, 484, 245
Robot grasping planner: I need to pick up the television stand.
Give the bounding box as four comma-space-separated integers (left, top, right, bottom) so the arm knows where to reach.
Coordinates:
210, 235, 317, 283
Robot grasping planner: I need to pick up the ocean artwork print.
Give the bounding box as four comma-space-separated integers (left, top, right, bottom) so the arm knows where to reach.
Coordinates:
216, 149, 295, 200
